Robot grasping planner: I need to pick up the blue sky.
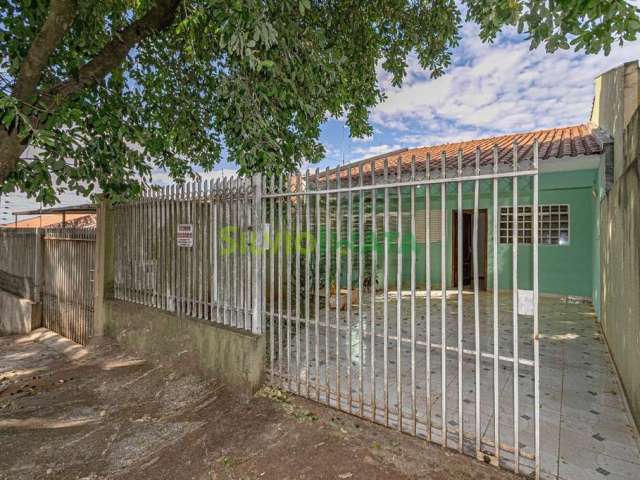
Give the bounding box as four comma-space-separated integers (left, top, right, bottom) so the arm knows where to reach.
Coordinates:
2, 18, 640, 221
315, 21, 640, 170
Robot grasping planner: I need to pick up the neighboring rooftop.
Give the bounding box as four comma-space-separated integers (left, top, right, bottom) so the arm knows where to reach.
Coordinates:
12, 203, 96, 216
0, 213, 95, 229
321, 124, 604, 181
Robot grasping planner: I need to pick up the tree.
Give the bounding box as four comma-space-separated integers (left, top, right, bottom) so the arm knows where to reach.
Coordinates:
1, 0, 638, 204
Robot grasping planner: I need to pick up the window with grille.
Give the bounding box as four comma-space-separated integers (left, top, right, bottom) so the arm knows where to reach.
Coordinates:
500, 205, 570, 245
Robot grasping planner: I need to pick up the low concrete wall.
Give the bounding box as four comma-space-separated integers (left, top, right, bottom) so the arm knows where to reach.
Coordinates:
0, 269, 35, 300
105, 300, 265, 394
0, 289, 39, 335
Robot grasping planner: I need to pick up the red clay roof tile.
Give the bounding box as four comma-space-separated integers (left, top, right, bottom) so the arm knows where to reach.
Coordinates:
322, 124, 603, 181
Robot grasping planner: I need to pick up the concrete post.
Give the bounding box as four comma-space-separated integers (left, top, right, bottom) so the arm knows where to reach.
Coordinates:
93, 199, 115, 337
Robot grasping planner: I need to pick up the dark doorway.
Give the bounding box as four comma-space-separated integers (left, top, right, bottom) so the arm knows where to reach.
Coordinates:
452, 209, 488, 290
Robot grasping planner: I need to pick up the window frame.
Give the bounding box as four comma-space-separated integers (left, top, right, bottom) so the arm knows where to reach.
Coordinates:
499, 204, 571, 246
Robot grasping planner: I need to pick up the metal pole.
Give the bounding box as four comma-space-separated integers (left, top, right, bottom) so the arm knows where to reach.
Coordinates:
473, 146, 481, 458
512, 141, 520, 473
295, 173, 302, 391
305, 169, 312, 396
440, 151, 447, 447
324, 167, 332, 404
347, 168, 353, 411
314, 168, 322, 401
396, 157, 404, 432
492, 145, 501, 464
457, 149, 464, 451
410, 155, 417, 436
425, 152, 432, 441
335, 166, 342, 408
533, 140, 540, 480
383, 158, 390, 427
370, 158, 378, 421
252, 173, 264, 335
358, 163, 365, 417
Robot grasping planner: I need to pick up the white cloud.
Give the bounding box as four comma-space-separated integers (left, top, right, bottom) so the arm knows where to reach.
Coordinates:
371, 22, 640, 136
351, 143, 404, 160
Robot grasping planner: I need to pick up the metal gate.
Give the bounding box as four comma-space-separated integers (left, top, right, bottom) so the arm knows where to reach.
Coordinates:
42, 228, 96, 345
263, 141, 541, 477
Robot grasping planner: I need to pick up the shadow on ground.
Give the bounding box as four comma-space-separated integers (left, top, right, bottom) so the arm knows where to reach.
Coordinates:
0, 330, 518, 480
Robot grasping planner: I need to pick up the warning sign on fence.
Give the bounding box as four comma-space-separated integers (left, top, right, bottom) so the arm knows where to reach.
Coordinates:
177, 224, 193, 248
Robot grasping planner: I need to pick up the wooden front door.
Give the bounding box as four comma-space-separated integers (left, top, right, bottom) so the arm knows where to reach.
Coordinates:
452, 209, 488, 290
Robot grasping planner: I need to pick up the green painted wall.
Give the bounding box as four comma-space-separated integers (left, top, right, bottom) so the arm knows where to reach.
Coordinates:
329, 168, 598, 299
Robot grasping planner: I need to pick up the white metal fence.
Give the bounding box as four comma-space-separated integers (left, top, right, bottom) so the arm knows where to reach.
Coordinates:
110, 140, 541, 477
0, 228, 41, 299
0, 227, 96, 345
112, 177, 263, 333
42, 228, 96, 345
263, 141, 541, 478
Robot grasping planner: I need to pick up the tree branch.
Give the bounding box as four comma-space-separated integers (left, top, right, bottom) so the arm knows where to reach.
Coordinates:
12, 0, 78, 103
43, 0, 181, 109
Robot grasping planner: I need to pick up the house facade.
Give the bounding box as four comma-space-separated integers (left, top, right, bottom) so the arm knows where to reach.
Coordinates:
322, 123, 606, 305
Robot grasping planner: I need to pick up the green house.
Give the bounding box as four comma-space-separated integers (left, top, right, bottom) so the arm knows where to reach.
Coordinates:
318, 123, 605, 311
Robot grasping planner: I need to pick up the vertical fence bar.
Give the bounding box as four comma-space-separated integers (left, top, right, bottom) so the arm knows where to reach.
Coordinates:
358, 163, 364, 417
324, 167, 331, 404
473, 146, 481, 458
214, 179, 220, 321
212, 180, 218, 321
278, 175, 284, 383
347, 168, 353, 412
181, 184, 186, 315
335, 166, 342, 408
295, 173, 302, 391
512, 141, 520, 473
198, 180, 204, 319
269, 176, 276, 376
245, 180, 252, 330
456, 149, 464, 451
188, 182, 194, 317
205, 180, 211, 321
425, 153, 432, 442
170, 185, 176, 312
370, 158, 377, 421
161, 187, 168, 311
224, 178, 231, 325
204, 181, 210, 320
253, 173, 264, 335
229, 179, 236, 326
174, 187, 180, 314
150, 191, 156, 309
304, 170, 311, 396
235, 178, 241, 327
147, 190, 152, 307
492, 146, 501, 464
396, 157, 403, 432
533, 140, 540, 480
410, 155, 417, 436
286, 175, 293, 384
440, 152, 447, 447
314, 168, 321, 402
383, 158, 390, 427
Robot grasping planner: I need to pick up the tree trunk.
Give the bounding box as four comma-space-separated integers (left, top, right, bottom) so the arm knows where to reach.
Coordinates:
0, 0, 181, 186
0, 131, 27, 185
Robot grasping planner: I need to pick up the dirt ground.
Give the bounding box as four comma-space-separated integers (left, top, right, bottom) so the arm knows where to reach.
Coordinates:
0, 330, 520, 480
